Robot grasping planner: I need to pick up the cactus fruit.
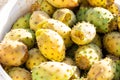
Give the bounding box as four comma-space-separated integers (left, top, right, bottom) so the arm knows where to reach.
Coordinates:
12, 13, 31, 29
26, 48, 47, 70
87, 57, 117, 80
46, 0, 79, 8
87, 0, 114, 7
85, 7, 114, 33
0, 40, 28, 66
29, 11, 50, 31
3, 29, 35, 49
75, 43, 102, 70
71, 22, 96, 45
37, 0, 56, 16
36, 19, 73, 48
8, 67, 32, 80
53, 8, 77, 27
103, 31, 120, 56
76, 7, 89, 22
36, 29, 66, 61
32, 61, 77, 80
91, 34, 102, 48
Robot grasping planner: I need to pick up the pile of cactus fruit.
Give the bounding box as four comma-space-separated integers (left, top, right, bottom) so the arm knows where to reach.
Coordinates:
1, 0, 120, 80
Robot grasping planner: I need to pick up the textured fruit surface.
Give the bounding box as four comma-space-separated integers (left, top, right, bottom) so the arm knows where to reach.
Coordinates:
3, 29, 35, 49
0, 40, 28, 66
36, 19, 72, 48
32, 62, 77, 80
75, 43, 102, 70
8, 67, 32, 80
26, 48, 47, 70
71, 22, 96, 45
36, 29, 66, 61
103, 31, 120, 56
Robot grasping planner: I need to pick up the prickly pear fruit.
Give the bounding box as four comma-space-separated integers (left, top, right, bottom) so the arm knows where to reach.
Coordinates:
30, 11, 50, 31
12, 13, 31, 29
26, 48, 47, 70
36, 19, 73, 48
85, 7, 114, 33
8, 67, 32, 80
87, 58, 116, 80
46, 0, 79, 8
87, 0, 114, 7
32, 61, 77, 80
103, 31, 120, 56
36, 29, 66, 61
37, 0, 56, 16
75, 43, 102, 70
3, 29, 35, 49
71, 22, 96, 45
53, 8, 77, 27
0, 40, 28, 66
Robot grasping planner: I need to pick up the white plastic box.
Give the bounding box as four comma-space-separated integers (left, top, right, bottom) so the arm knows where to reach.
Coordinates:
0, 0, 120, 80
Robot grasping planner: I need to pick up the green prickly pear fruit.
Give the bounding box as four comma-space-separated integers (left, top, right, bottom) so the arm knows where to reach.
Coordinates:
85, 7, 114, 33
12, 13, 31, 29
8, 67, 32, 80
87, 58, 116, 80
76, 7, 90, 22
75, 43, 102, 70
26, 48, 47, 70
53, 8, 77, 27
103, 31, 120, 56
36, 19, 73, 48
0, 40, 28, 66
32, 61, 77, 80
91, 34, 102, 48
71, 22, 96, 45
87, 0, 114, 7
37, 0, 56, 16
3, 29, 35, 49
29, 11, 50, 31
46, 0, 79, 8
36, 29, 66, 61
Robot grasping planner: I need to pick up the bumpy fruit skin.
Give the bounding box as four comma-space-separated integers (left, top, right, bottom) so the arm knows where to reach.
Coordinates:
38, 0, 56, 16
36, 29, 66, 61
29, 11, 50, 31
76, 7, 89, 22
71, 22, 96, 45
46, 0, 79, 8
12, 13, 31, 29
103, 31, 120, 56
37, 19, 73, 48
8, 67, 32, 80
0, 40, 28, 66
32, 62, 77, 80
26, 48, 47, 70
87, 58, 116, 80
75, 43, 102, 70
53, 8, 77, 27
87, 0, 114, 7
85, 7, 114, 33
3, 29, 35, 49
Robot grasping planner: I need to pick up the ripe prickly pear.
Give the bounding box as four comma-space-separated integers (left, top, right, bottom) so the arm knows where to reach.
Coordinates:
32, 62, 77, 80
75, 43, 102, 70
3, 29, 35, 49
8, 67, 32, 80
71, 21, 96, 45
53, 8, 77, 27
0, 40, 28, 66
30, 11, 50, 31
36, 29, 66, 61
26, 48, 47, 70
12, 13, 31, 29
